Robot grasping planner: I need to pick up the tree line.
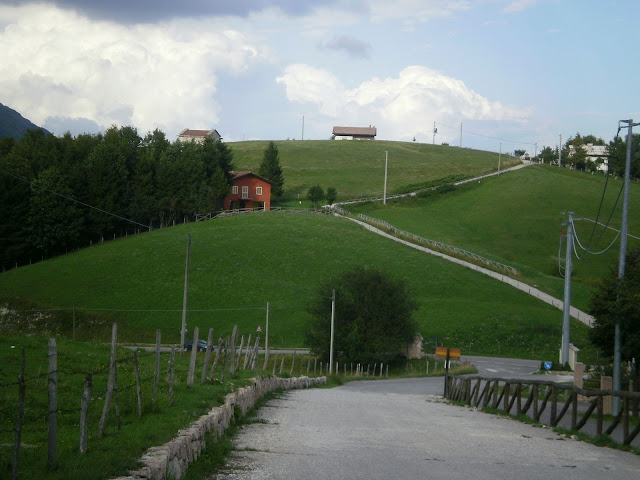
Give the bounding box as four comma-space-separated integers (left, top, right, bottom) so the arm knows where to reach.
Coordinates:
0, 126, 239, 270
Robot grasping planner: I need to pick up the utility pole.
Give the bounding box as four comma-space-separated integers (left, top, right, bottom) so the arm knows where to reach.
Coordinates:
302, 115, 304, 140
180, 234, 191, 357
613, 119, 637, 414
264, 302, 270, 366
558, 134, 562, 167
383, 151, 388, 205
329, 289, 335, 374
459, 122, 463, 148
433, 121, 436, 145
560, 212, 574, 365
534, 142, 538, 160
498, 143, 501, 174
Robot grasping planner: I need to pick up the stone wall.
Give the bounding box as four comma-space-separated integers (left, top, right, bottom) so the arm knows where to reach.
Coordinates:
112, 375, 326, 480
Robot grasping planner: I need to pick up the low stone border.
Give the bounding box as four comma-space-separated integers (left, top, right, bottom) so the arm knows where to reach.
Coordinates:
112, 375, 326, 480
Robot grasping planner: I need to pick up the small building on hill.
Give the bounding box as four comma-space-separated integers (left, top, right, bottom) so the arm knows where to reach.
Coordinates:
332, 125, 377, 140
177, 128, 221, 144
224, 171, 274, 211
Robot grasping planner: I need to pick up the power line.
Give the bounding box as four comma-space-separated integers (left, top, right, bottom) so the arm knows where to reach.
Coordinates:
0, 168, 152, 231
435, 122, 536, 146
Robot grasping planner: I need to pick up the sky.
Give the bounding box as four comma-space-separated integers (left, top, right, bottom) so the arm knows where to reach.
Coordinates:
0, 0, 638, 153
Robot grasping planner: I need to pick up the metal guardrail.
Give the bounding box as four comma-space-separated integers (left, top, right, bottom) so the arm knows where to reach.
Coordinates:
356, 213, 518, 275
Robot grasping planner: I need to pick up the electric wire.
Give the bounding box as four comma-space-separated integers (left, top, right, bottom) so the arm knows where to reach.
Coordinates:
582, 127, 622, 252
435, 121, 536, 146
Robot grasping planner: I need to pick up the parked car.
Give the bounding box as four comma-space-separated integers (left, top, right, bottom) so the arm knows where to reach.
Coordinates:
183, 339, 213, 352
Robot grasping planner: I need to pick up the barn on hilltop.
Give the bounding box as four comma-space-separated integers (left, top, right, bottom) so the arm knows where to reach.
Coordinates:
332, 126, 377, 140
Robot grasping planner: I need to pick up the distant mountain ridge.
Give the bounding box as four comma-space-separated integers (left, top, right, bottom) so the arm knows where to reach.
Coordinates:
0, 102, 50, 140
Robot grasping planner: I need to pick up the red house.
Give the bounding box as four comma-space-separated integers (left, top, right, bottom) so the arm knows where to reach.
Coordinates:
224, 171, 274, 211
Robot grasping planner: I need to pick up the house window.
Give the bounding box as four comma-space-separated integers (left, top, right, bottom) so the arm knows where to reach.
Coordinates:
232, 186, 238, 194
241, 186, 249, 199
256, 186, 263, 196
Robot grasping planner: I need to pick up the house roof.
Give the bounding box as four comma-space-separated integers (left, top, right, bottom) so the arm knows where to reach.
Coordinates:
230, 171, 275, 185
178, 128, 220, 137
332, 126, 377, 137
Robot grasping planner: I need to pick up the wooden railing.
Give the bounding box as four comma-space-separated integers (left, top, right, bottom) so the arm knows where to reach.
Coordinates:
445, 375, 640, 446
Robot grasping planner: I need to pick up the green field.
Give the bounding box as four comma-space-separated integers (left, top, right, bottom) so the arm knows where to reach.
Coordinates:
347, 165, 640, 312
228, 140, 520, 202
0, 211, 593, 360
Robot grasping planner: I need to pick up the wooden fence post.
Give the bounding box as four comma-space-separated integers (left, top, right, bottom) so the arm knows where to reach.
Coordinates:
244, 335, 254, 369
187, 327, 199, 387
202, 328, 214, 384
12, 347, 26, 480
272, 353, 277, 375
133, 351, 142, 417
209, 337, 223, 380
98, 323, 118, 438
220, 337, 229, 383
251, 337, 260, 370
47, 338, 58, 468
79, 374, 92, 453
153, 330, 161, 404
229, 326, 238, 375
236, 335, 245, 371
290, 351, 296, 375
168, 348, 175, 406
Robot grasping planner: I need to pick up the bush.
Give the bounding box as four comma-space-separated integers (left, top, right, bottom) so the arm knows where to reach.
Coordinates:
305, 267, 418, 366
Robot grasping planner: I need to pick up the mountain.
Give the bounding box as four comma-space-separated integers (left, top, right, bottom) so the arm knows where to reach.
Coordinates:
0, 102, 50, 140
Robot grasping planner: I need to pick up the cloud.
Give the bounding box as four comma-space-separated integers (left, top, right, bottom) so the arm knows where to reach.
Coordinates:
368, 0, 472, 23
502, 0, 540, 14
43, 116, 103, 136
6, 0, 339, 24
0, 4, 266, 136
276, 64, 345, 117
277, 64, 529, 141
322, 35, 372, 59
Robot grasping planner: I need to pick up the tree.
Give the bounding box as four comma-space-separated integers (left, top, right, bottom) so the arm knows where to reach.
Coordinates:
537, 146, 556, 164
325, 186, 337, 205
27, 167, 82, 257
588, 247, 640, 389
569, 137, 588, 171
258, 141, 284, 197
514, 149, 526, 158
307, 185, 324, 207
608, 133, 640, 177
305, 267, 418, 366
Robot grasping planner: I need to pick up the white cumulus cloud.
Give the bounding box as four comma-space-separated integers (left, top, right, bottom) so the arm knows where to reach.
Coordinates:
277, 64, 528, 141
0, 4, 265, 136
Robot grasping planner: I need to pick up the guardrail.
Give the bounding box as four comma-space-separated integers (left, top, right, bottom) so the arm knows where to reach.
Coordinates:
445, 374, 640, 446
356, 214, 518, 275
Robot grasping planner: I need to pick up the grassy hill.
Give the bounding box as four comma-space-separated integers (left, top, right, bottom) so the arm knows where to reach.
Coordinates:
0, 212, 593, 361
347, 165, 640, 312
228, 140, 520, 202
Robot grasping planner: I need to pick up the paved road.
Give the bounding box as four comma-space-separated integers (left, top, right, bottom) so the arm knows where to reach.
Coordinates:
211, 359, 640, 479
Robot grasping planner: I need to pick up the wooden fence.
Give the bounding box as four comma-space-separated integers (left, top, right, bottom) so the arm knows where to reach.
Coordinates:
2, 321, 414, 479
444, 374, 640, 446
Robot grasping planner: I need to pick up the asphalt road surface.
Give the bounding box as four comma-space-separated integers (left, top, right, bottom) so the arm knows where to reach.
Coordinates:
211, 358, 640, 479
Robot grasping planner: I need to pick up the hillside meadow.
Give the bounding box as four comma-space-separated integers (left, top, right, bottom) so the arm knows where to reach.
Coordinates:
228, 140, 520, 202
348, 165, 640, 311
0, 212, 593, 361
